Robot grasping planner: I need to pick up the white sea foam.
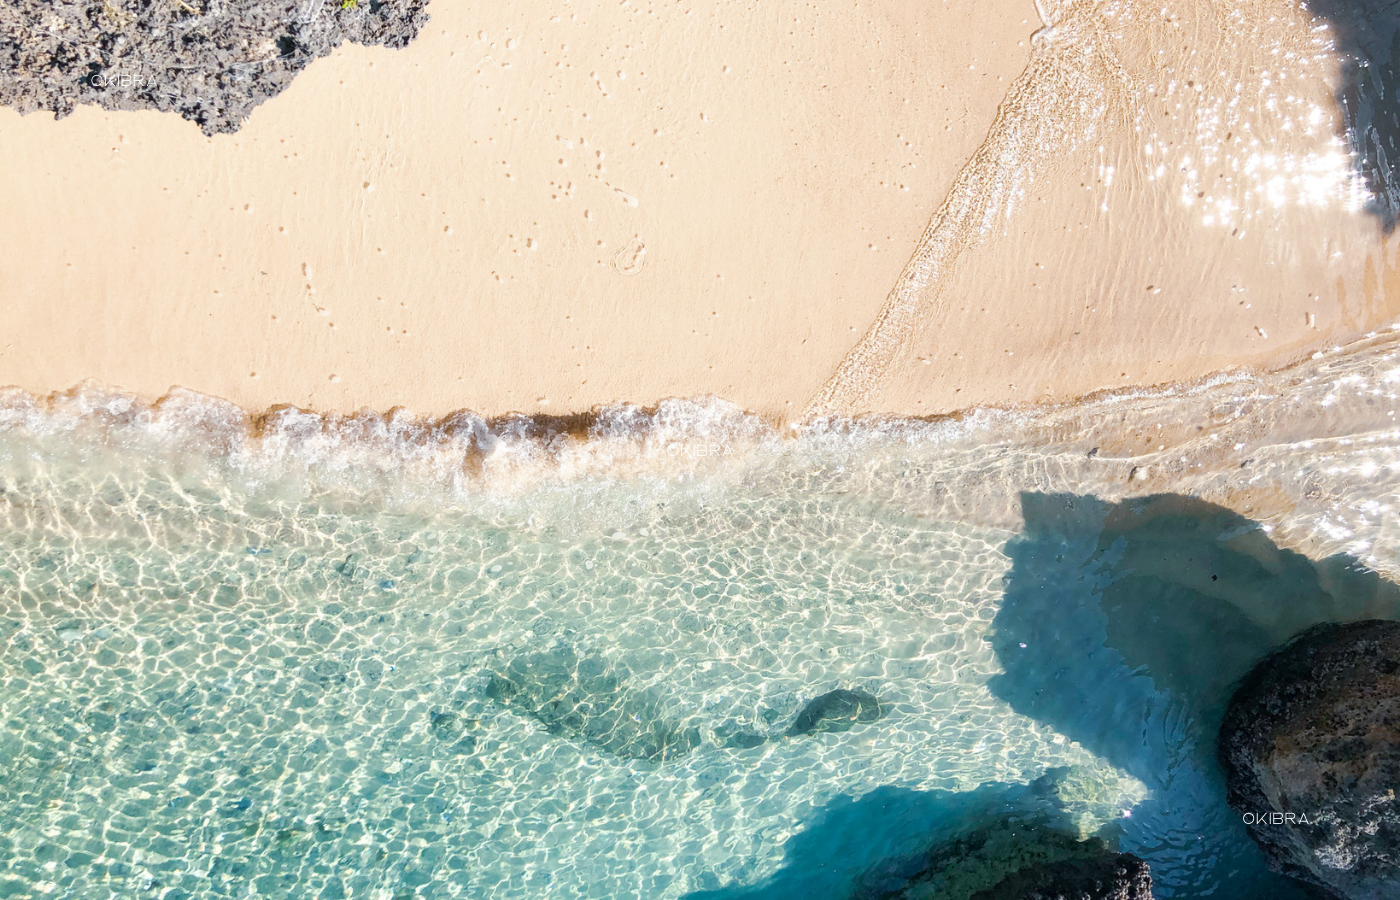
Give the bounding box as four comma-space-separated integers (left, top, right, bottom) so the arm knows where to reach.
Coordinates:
4, 331, 1400, 898
4, 323, 1400, 562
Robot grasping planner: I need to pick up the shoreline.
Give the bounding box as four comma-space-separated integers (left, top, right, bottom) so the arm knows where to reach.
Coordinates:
5, 319, 1396, 455
4, 322, 1400, 582
0, 330, 1362, 432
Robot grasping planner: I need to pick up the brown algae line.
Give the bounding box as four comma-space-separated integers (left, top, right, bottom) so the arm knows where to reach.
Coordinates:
803, 1, 1120, 420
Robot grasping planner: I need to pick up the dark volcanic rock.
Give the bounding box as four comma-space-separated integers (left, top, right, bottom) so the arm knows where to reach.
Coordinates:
786, 688, 883, 737
967, 853, 1153, 900
1218, 619, 1400, 899
0, 0, 430, 135
855, 820, 1151, 900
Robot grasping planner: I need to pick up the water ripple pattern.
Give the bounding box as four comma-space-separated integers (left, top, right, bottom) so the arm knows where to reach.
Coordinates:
3, 330, 1400, 896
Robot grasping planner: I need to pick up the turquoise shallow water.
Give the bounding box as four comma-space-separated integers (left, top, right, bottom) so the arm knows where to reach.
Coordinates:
4, 330, 1400, 899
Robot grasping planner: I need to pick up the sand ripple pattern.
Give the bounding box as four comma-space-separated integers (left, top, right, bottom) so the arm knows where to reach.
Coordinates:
806, 0, 1368, 418
804, 0, 1123, 418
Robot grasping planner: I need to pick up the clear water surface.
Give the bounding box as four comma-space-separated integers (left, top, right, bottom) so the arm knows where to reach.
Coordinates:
3, 327, 1400, 898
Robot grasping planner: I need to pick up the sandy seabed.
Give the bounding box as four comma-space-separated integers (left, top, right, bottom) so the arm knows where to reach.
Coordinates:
1, 0, 1399, 422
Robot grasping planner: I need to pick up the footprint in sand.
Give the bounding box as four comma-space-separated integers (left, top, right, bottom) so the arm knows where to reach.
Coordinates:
611, 238, 647, 276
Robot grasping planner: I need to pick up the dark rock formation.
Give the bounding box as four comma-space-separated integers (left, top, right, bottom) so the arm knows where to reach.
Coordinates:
786, 688, 883, 737
1303, 0, 1400, 232
0, 0, 429, 135
1218, 619, 1400, 899
854, 819, 1151, 900
710, 688, 885, 750
966, 853, 1152, 900
484, 644, 701, 763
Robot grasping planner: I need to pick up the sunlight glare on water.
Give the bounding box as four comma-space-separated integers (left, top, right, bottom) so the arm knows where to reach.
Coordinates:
3, 326, 1400, 897
5, 1, 1400, 897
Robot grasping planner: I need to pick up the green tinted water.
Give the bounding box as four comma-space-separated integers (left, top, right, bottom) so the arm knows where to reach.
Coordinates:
2, 330, 1400, 898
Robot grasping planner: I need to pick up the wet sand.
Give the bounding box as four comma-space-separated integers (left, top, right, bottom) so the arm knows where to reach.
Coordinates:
1, 0, 1398, 421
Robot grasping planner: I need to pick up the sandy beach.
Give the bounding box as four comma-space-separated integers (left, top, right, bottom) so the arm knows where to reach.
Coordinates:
2, 0, 1398, 422
8, 5, 1400, 897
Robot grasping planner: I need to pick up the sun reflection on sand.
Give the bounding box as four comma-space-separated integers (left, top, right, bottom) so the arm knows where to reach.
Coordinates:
807, 0, 1377, 419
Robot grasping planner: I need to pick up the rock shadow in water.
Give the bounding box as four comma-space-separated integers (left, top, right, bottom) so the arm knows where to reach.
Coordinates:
682, 768, 1136, 900
1307, 0, 1400, 231
988, 491, 1400, 897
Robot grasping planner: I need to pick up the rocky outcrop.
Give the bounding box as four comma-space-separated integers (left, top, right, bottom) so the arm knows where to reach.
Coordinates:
0, 0, 429, 134
966, 853, 1152, 900
1218, 619, 1400, 899
853, 817, 1151, 900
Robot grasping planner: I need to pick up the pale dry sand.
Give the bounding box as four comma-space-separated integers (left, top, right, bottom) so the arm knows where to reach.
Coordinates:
1, 0, 1398, 423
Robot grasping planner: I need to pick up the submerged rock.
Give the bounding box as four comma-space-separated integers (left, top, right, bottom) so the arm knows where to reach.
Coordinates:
1218, 619, 1400, 899
786, 688, 883, 737
427, 710, 477, 754
713, 720, 768, 750
0, 0, 429, 135
966, 853, 1152, 900
484, 644, 701, 762
854, 818, 1151, 900
711, 688, 885, 751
